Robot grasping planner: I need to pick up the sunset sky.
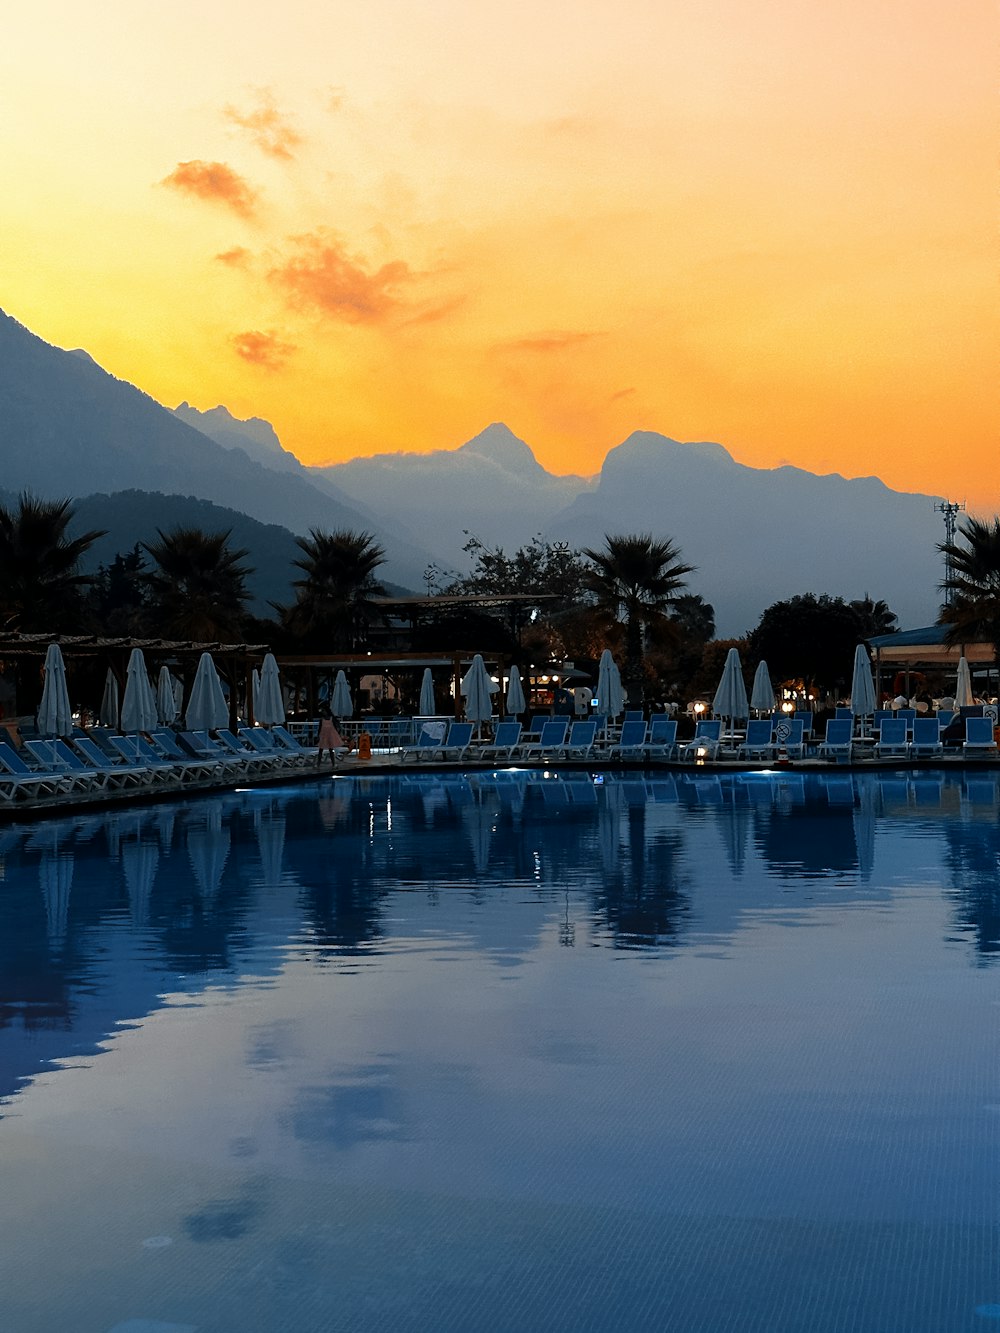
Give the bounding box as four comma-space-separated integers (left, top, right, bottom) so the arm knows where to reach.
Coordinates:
2, 1, 995, 505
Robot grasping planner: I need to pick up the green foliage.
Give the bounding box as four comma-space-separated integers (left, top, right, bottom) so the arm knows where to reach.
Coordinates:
281, 529, 387, 651
143, 526, 254, 642
88, 544, 151, 635
0, 493, 106, 632
452, 533, 588, 604
939, 516, 1000, 669
748, 594, 864, 690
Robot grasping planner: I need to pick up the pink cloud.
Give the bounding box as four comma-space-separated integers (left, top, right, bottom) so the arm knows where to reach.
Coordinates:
232, 329, 296, 370
224, 93, 303, 160
161, 161, 257, 218
496, 330, 602, 354
270, 230, 414, 324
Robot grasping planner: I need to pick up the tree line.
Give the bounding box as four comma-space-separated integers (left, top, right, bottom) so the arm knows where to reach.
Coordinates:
1, 493, 997, 705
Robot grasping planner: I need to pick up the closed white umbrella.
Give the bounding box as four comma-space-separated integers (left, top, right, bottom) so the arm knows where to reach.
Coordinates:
251, 668, 261, 715
37, 643, 73, 737
596, 649, 625, 719
418, 667, 436, 716
461, 654, 498, 737
99, 668, 120, 728
505, 665, 527, 717
256, 653, 285, 726
712, 647, 749, 724
185, 652, 229, 731
750, 660, 775, 716
955, 655, 974, 708
849, 644, 877, 719
121, 648, 158, 733
156, 666, 178, 726
331, 669, 353, 719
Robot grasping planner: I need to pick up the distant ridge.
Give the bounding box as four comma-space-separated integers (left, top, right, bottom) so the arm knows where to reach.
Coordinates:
0, 310, 431, 587
0, 308, 948, 633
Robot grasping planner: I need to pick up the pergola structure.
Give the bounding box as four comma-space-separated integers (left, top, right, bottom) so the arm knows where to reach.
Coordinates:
868, 625, 996, 699
0, 633, 269, 731
269, 651, 507, 721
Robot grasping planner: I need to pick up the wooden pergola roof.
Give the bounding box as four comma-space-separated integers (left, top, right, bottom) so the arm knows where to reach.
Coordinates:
0, 633, 269, 658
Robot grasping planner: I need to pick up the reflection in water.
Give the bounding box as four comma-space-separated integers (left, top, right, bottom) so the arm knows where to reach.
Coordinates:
0, 770, 998, 1330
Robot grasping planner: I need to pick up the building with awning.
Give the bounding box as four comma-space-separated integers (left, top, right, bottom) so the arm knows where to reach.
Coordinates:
868, 624, 996, 699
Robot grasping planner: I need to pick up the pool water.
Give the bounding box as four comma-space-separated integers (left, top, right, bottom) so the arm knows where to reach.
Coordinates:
0, 769, 998, 1331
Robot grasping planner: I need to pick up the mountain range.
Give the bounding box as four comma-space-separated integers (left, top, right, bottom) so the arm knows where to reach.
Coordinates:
0, 307, 947, 635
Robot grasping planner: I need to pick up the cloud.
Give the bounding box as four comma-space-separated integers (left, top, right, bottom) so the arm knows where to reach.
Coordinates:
325, 86, 345, 113
496, 330, 602, 354
232, 330, 297, 370
610, 386, 636, 401
399, 296, 467, 328
224, 92, 303, 160
215, 246, 252, 268
270, 230, 414, 324
161, 161, 257, 217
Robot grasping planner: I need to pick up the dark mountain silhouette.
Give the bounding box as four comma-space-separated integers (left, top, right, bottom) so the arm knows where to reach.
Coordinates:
547, 432, 944, 634
0, 310, 429, 586
68, 491, 304, 616
316, 423, 594, 569
315, 424, 945, 633
1, 308, 949, 634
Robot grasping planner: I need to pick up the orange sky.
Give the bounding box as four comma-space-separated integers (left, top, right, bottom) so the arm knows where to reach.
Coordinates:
2, 1, 996, 505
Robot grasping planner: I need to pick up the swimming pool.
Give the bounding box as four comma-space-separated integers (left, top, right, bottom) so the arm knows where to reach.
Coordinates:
0, 769, 997, 1331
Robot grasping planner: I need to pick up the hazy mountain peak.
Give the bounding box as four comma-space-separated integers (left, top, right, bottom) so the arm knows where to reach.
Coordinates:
612, 431, 736, 469
458, 422, 538, 467
173, 401, 290, 463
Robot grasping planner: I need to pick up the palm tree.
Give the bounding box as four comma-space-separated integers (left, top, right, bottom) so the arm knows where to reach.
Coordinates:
849, 593, 898, 639
939, 516, 1000, 672
582, 533, 694, 703
280, 529, 386, 650
143, 527, 253, 641
0, 494, 105, 632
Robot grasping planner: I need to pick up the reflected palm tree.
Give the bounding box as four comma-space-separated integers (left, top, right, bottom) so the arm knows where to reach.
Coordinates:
592, 788, 692, 948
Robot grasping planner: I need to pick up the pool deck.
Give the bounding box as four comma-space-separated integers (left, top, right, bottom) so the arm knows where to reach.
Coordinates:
1, 743, 997, 820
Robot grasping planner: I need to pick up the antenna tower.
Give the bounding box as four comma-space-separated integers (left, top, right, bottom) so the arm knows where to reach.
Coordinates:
935, 500, 966, 604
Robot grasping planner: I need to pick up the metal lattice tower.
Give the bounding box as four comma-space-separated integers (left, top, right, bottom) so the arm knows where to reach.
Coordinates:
935, 500, 966, 604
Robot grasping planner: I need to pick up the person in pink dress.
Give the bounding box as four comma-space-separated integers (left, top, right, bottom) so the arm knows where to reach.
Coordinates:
316, 706, 352, 768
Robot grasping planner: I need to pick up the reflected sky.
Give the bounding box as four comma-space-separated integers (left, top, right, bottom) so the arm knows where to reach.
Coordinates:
0, 770, 998, 1332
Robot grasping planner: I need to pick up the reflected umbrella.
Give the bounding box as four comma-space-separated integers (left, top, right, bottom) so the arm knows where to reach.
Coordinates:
38, 849, 73, 950
122, 839, 159, 926
254, 808, 287, 890
187, 805, 230, 905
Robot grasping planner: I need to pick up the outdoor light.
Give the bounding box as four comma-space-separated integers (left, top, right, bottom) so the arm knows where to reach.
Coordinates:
782, 702, 794, 713
694, 701, 706, 715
